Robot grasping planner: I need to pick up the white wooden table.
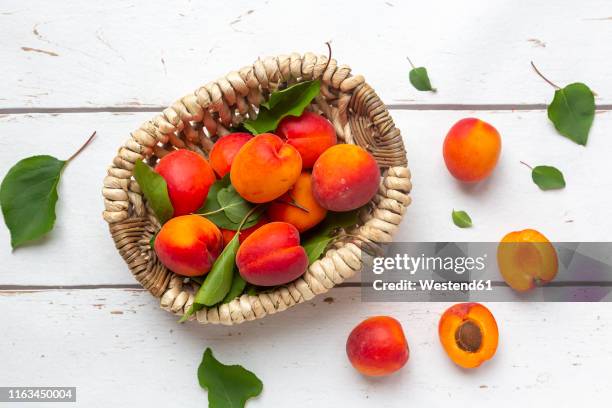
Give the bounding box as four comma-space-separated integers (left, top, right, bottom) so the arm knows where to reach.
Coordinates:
1, 1, 611, 406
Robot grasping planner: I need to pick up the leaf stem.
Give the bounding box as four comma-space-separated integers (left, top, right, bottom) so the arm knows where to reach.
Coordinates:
194, 202, 241, 217
520, 160, 533, 170
530, 61, 561, 90
67, 131, 96, 163
406, 57, 416, 69
237, 204, 263, 232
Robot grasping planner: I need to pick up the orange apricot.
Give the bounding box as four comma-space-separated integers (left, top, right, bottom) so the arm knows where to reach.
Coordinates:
220, 217, 268, 247
346, 316, 409, 377
438, 303, 498, 369
267, 172, 327, 232
154, 215, 223, 277
230, 133, 302, 203
311, 144, 380, 211
443, 118, 501, 182
209, 132, 253, 178
276, 111, 337, 168
497, 229, 558, 292
236, 222, 308, 286
156, 149, 216, 216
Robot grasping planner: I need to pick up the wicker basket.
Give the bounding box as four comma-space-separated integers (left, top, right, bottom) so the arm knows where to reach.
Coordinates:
102, 53, 412, 325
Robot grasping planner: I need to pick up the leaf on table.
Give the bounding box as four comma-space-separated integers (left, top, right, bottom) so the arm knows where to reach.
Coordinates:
409, 66, 436, 92
547, 82, 595, 146
243, 80, 321, 134
531, 165, 566, 190
452, 210, 472, 228
302, 210, 360, 264
198, 348, 263, 408
0, 155, 66, 248
133, 160, 173, 224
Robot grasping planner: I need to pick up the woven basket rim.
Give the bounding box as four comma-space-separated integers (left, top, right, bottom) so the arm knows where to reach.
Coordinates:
102, 52, 412, 325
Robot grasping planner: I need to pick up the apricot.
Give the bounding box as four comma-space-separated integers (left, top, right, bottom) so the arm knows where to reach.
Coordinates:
497, 229, 558, 292
346, 316, 409, 377
156, 149, 216, 216
312, 144, 380, 211
220, 217, 268, 247
267, 172, 327, 232
438, 303, 498, 369
236, 222, 308, 286
276, 111, 337, 168
209, 132, 253, 178
154, 215, 223, 277
443, 118, 501, 182
230, 133, 302, 203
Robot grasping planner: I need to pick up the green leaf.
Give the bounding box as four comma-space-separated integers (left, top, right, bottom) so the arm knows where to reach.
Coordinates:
217, 185, 255, 223
198, 176, 260, 230
547, 83, 595, 146
452, 210, 472, 228
198, 348, 263, 408
409, 67, 436, 92
133, 160, 173, 224
302, 210, 360, 264
0, 155, 66, 248
222, 272, 246, 303
531, 165, 566, 190
243, 80, 320, 134
194, 234, 240, 306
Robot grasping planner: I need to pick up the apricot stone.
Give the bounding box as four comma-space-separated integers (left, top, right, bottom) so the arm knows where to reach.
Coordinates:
276, 111, 337, 168
156, 149, 216, 216
209, 132, 253, 178
267, 172, 327, 232
154, 215, 223, 277
497, 229, 558, 292
230, 133, 302, 203
236, 222, 308, 286
443, 118, 501, 182
312, 144, 380, 211
346, 316, 409, 377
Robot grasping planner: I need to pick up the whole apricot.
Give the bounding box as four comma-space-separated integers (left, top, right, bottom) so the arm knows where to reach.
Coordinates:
156, 149, 216, 216
438, 303, 498, 369
236, 222, 308, 286
267, 172, 327, 232
220, 217, 268, 247
443, 118, 501, 182
209, 132, 253, 178
276, 111, 337, 168
230, 133, 302, 203
154, 215, 223, 277
497, 229, 558, 292
346, 316, 409, 377
312, 144, 380, 211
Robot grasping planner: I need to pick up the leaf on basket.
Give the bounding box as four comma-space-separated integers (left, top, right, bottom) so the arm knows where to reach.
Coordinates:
547, 83, 595, 146
302, 210, 360, 265
133, 160, 173, 224
198, 348, 263, 408
194, 234, 240, 307
222, 272, 247, 304
531, 165, 566, 190
243, 79, 321, 134
0, 132, 96, 248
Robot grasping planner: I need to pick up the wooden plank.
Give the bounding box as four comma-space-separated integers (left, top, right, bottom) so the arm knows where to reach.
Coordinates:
1, 0, 611, 108
0, 287, 610, 406
1, 109, 611, 286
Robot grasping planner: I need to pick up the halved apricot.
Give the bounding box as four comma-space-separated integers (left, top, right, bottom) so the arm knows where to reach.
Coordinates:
438, 303, 498, 369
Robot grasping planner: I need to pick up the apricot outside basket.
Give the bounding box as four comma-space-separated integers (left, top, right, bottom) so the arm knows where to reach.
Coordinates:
102, 53, 412, 325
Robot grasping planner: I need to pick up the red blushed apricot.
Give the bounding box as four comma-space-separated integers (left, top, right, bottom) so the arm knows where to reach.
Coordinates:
312, 144, 380, 212
230, 133, 302, 203
276, 111, 337, 168
267, 172, 327, 232
346, 316, 409, 377
209, 132, 253, 178
156, 149, 216, 216
438, 303, 498, 369
236, 222, 308, 286
497, 229, 558, 292
154, 215, 223, 277
443, 118, 501, 182
220, 217, 268, 247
